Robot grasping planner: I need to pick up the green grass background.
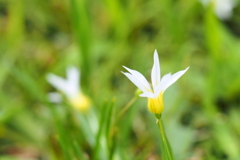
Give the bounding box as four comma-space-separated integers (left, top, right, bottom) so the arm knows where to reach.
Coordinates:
1, 0, 240, 159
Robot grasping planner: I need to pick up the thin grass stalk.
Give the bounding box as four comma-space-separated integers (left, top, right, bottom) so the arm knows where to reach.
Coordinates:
69, 0, 91, 85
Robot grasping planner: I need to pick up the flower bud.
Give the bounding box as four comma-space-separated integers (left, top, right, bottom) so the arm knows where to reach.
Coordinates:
69, 94, 91, 112
148, 92, 164, 114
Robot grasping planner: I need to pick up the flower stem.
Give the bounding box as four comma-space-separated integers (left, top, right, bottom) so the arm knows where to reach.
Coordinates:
115, 97, 137, 123
156, 117, 174, 160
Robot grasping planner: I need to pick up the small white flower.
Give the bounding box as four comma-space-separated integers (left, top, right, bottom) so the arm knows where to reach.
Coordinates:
46, 66, 90, 112
200, 0, 236, 20
122, 50, 189, 114
46, 66, 80, 99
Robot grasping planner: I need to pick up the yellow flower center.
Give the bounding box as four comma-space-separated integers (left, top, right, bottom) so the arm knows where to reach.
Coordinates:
147, 92, 164, 114
69, 93, 91, 112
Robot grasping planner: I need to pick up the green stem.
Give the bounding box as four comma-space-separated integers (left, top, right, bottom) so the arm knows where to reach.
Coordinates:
115, 97, 137, 123
156, 118, 174, 160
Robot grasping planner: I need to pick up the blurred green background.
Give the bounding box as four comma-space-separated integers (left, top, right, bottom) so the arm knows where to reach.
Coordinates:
1, 0, 240, 159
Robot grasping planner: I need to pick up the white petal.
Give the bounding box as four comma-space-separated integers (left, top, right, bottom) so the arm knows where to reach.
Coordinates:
46, 73, 69, 94
46, 72, 80, 98
154, 73, 172, 97
123, 66, 151, 91
215, 0, 235, 20
139, 92, 155, 98
151, 50, 161, 89
160, 73, 171, 83
121, 71, 148, 92
48, 92, 63, 103
162, 67, 189, 91
67, 66, 80, 87
66, 66, 81, 97
199, 0, 209, 6
200, 0, 236, 20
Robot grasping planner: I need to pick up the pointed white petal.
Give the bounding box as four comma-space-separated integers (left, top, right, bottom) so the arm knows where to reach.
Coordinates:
46, 73, 69, 93
123, 66, 151, 91
160, 73, 172, 84
139, 92, 155, 98
121, 71, 148, 92
67, 66, 80, 87
66, 66, 81, 97
46, 72, 79, 98
154, 73, 172, 97
151, 50, 161, 89
162, 67, 189, 91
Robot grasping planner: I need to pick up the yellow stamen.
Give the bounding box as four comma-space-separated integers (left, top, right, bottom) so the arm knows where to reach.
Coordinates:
147, 92, 164, 114
69, 93, 91, 112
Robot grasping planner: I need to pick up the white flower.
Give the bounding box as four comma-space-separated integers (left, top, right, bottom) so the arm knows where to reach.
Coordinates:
46, 66, 90, 112
122, 50, 189, 114
46, 66, 80, 99
200, 0, 236, 20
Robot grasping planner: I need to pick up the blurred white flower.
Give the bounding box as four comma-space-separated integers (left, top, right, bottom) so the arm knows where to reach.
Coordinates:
200, 0, 236, 20
47, 67, 80, 98
122, 50, 189, 114
46, 66, 91, 112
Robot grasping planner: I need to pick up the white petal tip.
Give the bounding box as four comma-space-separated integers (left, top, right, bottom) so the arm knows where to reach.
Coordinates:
46, 73, 55, 81
121, 71, 129, 76
122, 66, 131, 70
153, 50, 159, 62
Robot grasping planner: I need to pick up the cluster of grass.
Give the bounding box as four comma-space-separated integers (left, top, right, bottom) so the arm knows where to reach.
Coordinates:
1, 0, 240, 159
